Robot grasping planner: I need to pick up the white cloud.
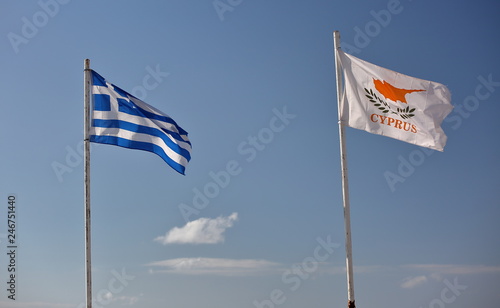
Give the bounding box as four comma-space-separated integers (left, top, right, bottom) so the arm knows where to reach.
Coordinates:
400, 275, 428, 289
102, 292, 142, 305
0, 302, 73, 308
402, 264, 500, 275
147, 257, 281, 276
397, 264, 500, 288
323, 265, 385, 275
155, 213, 238, 245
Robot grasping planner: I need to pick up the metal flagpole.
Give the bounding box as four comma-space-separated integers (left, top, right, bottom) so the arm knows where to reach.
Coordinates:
83, 59, 93, 308
333, 31, 356, 308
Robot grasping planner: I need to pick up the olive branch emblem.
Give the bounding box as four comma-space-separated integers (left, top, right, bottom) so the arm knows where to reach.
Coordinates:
364, 88, 416, 120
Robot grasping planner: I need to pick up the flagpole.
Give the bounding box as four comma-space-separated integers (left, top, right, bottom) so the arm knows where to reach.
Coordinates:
83, 59, 93, 308
334, 31, 356, 308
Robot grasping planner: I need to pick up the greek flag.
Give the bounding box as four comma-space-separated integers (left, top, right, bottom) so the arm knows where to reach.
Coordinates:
89, 70, 192, 175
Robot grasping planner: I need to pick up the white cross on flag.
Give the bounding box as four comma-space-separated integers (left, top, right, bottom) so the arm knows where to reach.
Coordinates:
337, 49, 453, 151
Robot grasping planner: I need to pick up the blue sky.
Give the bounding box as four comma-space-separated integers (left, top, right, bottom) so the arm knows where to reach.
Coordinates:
1, 0, 499, 307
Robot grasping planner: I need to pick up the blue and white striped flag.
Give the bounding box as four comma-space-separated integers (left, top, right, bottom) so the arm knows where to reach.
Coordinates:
89, 70, 192, 175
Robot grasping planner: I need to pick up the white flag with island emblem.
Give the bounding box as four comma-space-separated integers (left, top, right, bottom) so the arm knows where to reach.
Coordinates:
337, 49, 453, 151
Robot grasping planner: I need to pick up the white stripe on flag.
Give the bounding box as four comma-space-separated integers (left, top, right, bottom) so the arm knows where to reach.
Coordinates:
92, 110, 191, 152
90, 126, 189, 166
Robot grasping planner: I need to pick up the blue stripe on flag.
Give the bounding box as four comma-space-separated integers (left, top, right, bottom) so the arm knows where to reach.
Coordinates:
90, 135, 187, 175
92, 119, 191, 161
111, 84, 130, 99
92, 71, 107, 87
94, 94, 112, 111
104, 99, 190, 147
116, 100, 189, 137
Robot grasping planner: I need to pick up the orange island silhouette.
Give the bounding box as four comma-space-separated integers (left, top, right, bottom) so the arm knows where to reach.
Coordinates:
373, 78, 425, 104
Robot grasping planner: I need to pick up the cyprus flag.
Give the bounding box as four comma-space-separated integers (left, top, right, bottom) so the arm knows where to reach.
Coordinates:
337, 49, 453, 151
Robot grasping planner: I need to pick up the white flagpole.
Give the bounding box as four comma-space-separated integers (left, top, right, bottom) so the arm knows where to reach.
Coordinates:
83, 59, 93, 308
333, 31, 356, 308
